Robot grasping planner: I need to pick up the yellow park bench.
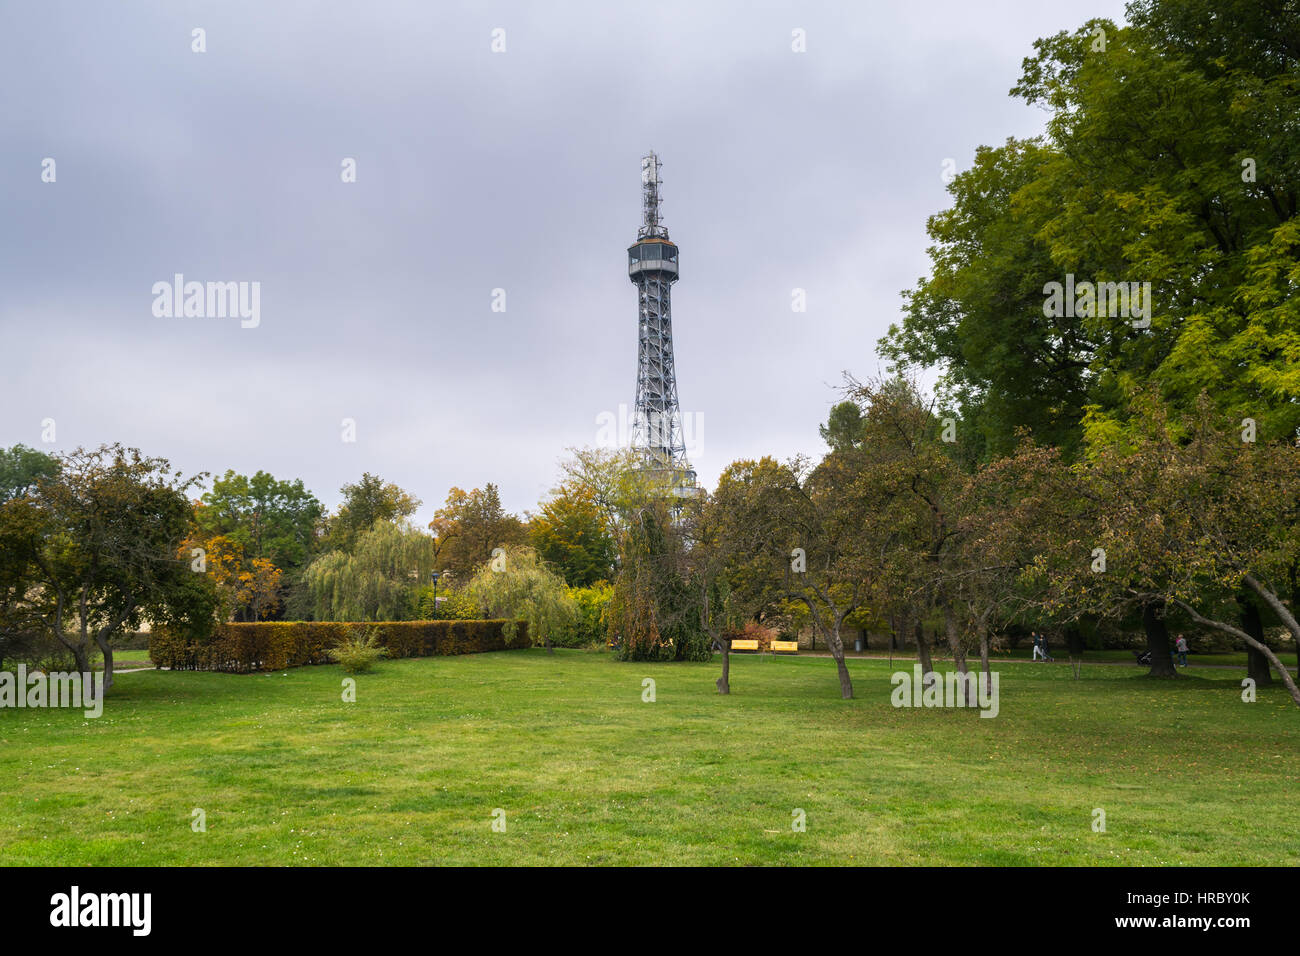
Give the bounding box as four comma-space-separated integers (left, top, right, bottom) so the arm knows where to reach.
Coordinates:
728, 638, 798, 654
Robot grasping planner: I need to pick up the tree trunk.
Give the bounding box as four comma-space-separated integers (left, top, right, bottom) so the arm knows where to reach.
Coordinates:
102, 651, 114, 692
1240, 599, 1273, 687
1239, 575, 1300, 705
1170, 588, 1300, 708
942, 604, 973, 705
716, 643, 730, 695
72, 645, 92, 680
1142, 602, 1177, 678
1290, 574, 1300, 676
891, 611, 907, 669
1294, 581, 1300, 677
915, 620, 934, 676
827, 622, 853, 699
1065, 627, 1085, 680
978, 623, 991, 696
93, 631, 116, 693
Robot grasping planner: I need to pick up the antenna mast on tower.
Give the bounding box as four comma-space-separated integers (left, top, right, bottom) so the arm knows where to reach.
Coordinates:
626, 152, 696, 494
638, 153, 668, 240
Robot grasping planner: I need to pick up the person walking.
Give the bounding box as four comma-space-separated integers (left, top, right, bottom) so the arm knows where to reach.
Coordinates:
1031, 631, 1044, 661
1175, 633, 1188, 667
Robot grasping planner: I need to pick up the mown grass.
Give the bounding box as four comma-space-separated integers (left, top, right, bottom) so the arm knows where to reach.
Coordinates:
0, 649, 1295, 866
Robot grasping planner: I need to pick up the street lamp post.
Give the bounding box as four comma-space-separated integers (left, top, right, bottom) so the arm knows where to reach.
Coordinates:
430, 571, 441, 619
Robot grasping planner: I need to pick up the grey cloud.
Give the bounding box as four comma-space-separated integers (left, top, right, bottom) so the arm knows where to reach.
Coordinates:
0, 0, 1128, 524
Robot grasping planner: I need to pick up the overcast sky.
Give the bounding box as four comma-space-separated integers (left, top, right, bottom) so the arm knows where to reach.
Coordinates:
1, 0, 1128, 525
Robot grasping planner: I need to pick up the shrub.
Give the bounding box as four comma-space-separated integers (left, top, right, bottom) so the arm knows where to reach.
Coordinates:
0, 631, 76, 672
723, 621, 777, 652
566, 581, 613, 647
328, 627, 388, 673
117, 631, 152, 651
416, 584, 480, 620
149, 619, 529, 673
466, 546, 577, 651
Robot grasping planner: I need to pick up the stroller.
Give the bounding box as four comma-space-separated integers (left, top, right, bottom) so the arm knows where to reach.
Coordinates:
1134, 649, 1152, 666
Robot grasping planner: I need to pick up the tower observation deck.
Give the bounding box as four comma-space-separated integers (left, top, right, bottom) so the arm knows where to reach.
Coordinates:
628, 152, 696, 494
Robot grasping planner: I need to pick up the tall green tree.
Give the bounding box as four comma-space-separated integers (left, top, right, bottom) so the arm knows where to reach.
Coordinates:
329, 474, 421, 553
428, 486, 525, 574
846, 377, 979, 698
1011, 2, 1299, 443
195, 470, 324, 620
883, 137, 1094, 459
16, 446, 218, 692
429, 483, 526, 578
0, 446, 60, 667
704, 453, 875, 699
529, 486, 616, 587
608, 499, 710, 664
304, 520, 434, 621
819, 401, 866, 453
0, 444, 60, 504
973, 391, 1300, 703
197, 470, 323, 571
551, 447, 659, 540
885, 0, 1300, 455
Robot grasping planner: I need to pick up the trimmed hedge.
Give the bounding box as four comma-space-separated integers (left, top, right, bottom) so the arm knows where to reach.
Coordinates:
150, 620, 530, 673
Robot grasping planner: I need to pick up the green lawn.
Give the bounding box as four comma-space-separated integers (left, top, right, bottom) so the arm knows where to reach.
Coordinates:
1, 649, 1295, 866
96, 651, 152, 669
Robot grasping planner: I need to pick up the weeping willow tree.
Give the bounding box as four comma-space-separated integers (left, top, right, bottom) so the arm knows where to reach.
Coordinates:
303, 520, 435, 621
466, 545, 576, 653
608, 500, 710, 663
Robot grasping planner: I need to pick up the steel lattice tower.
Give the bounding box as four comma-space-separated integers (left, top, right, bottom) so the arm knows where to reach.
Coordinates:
628, 152, 695, 489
